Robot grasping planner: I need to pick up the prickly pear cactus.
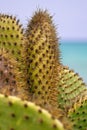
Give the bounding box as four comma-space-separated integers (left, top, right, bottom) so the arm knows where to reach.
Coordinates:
0, 94, 64, 130
0, 14, 24, 61
0, 10, 87, 130
68, 96, 87, 130
57, 64, 87, 110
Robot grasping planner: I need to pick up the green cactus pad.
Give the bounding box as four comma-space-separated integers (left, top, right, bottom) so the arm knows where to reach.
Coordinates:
57, 65, 87, 110
0, 94, 64, 130
24, 10, 60, 107
0, 14, 30, 99
68, 96, 87, 130
0, 14, 24, 61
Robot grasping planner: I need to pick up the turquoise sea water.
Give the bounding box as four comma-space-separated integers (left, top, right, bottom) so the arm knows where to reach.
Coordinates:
60, 40, 87, 84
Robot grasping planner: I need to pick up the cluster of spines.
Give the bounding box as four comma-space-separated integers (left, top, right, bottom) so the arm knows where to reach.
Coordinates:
57, 64, 87, 110
0, 51, 30, 101
0, 50, 17, 95
0, 14, 24, 61
24, 10, 60, 107
68, 96, 87, 130
0, 94, 64, 130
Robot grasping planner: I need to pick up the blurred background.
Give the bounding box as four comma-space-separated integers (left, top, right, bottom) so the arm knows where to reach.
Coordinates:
0, 0, 87, 83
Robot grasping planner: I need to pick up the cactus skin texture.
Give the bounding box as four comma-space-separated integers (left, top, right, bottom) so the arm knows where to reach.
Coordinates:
57, 64, 87, 111
24, 10, 60, 107
0, 14, 24, 61
68, 96, 87, 130
0, 94, 64, 130
0, 49, 31, 100
0, 50, 17, 95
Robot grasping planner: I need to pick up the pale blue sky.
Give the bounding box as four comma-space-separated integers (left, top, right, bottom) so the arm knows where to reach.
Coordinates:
0, 0, 87, 40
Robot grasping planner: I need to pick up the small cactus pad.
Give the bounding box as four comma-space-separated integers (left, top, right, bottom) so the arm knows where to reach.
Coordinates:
57, 65, 87, 110
0, 14, 24, 61
24, 10, 60, 107
68, 96, 87, 130
0, 94, 64, 130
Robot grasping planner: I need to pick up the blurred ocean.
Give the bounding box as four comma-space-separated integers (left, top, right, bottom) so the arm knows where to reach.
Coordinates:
60, 40, 87, 84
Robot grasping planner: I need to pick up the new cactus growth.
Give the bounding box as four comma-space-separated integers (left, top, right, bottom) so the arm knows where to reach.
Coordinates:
0, 94, 64, 130
24, 10, 60, 107
57, 64, 87, 111
68, 96, 87, 130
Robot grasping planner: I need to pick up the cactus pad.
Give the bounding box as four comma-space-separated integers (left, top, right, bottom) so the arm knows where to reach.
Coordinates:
68, 96, 87, 130
0, 14, 24, 61
0, 94, 64, 130
24, 10, 60, 107
57, 64, 87, 110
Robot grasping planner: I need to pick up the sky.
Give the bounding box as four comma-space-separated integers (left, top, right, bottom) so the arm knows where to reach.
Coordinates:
0, 0, 87, 40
